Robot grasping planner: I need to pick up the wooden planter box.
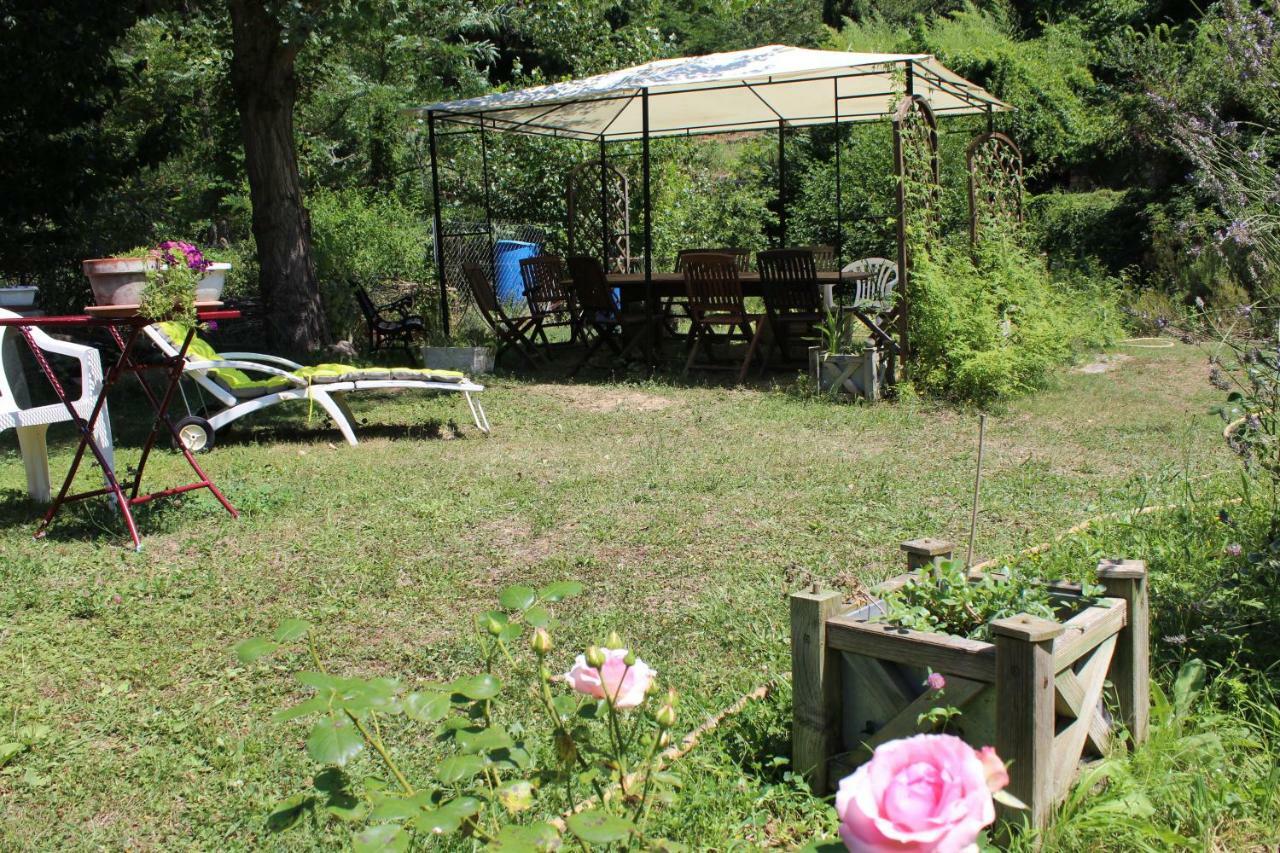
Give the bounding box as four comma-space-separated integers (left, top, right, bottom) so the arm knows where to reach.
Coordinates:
790, 539, 1149, 829
423, 345, 495, 374
808, 344, 883, 401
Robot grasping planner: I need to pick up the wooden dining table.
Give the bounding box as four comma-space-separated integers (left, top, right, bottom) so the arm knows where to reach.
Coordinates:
603, 269, 900, 357
605, 270, 867, 300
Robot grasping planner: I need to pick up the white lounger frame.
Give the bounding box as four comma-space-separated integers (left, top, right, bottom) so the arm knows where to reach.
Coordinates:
142, 325, 490, 446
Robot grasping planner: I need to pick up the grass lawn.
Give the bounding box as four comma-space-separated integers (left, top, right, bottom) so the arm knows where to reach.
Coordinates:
0, 342, 1231, 849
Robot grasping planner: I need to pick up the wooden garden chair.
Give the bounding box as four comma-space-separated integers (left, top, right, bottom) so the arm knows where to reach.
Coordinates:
800, 244, 837, 272
757, 248, 823, 366
519, 255, 580, 354
680, 252, 768, 383
461, 262, 546, 370
565, 256, 653, 376
665, 248, 751, 335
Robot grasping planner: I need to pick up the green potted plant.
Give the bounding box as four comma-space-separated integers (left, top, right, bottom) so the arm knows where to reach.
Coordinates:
810, 311, 880, 400
196, 245, 234, 302
84, 241, 215, 325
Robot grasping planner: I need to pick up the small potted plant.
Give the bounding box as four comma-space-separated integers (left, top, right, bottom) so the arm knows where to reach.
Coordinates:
0, 281, 38, 309
810, 311, 881, 401
197, 246, 234, 302
85, 241, 215, 325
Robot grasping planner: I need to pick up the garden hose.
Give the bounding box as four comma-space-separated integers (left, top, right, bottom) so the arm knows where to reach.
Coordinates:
1118, 337, 1175, 348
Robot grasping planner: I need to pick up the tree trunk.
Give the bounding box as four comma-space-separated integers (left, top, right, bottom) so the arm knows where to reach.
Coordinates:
227, 0, 327, 353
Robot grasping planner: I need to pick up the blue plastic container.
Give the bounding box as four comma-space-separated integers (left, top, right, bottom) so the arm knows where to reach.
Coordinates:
493, 240, 540, 304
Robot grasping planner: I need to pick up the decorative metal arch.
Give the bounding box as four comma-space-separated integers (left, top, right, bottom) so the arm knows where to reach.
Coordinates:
566, 158, 631, 273
892, 94, 939, 363
966, 131, 1023, 245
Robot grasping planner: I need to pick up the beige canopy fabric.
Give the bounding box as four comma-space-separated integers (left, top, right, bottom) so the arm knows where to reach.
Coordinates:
413, 45, 1010, 139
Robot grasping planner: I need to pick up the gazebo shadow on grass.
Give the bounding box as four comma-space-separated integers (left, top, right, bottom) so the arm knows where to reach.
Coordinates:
483, 333, 815, 392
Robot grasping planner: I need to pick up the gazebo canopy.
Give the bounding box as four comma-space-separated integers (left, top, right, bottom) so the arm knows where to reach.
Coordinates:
412, 45, 1010, 140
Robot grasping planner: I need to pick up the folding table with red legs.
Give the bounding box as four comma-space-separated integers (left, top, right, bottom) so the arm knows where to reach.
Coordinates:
0, 308, 241, 550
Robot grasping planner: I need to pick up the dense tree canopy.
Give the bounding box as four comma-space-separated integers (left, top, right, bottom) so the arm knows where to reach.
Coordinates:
0, 0, 1262, 334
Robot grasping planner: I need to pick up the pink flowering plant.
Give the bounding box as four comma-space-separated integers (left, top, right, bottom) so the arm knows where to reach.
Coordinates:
808, 734, 1020, 853
117, 240, 211, 325
234, 581, 683, 850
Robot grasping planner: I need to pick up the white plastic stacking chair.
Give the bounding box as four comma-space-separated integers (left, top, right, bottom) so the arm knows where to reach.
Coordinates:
837, 257, 899, 311
0, 308, 114, 502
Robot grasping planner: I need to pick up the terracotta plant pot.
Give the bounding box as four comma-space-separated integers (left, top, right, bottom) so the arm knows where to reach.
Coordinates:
196, 263, 231, 302
82, 258, 153, 306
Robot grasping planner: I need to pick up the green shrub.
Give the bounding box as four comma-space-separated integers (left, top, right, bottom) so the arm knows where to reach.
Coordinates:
1028, 189, 1139, 271
307, 188, 429, 344
910, 237, 1123, 403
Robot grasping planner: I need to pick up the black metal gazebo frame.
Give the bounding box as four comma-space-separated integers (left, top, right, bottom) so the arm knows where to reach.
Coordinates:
417, 50, 1009, 366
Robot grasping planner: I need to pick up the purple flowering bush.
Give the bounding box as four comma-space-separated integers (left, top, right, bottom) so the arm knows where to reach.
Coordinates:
121, 239, 212, 325
1145, 0, 1280, 299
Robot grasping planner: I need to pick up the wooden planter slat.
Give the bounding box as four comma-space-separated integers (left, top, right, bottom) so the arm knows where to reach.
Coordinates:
1053, 598, 1125, 669
791, 540, 1151, 833
827, 616, 998, 683
1051, 633, 1116, 794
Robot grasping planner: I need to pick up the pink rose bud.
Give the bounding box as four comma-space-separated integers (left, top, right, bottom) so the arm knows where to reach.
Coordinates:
563, 648, 656, 709
604, 631, 624, 650
926, 672, 946, 691
977, 745, 1010, 793
835, 734, 996, 852
531, 627, 553, 656
655, 702, 677, 729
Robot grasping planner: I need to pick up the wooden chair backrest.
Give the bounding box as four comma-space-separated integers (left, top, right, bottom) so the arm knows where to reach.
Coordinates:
566, 256, 616, 315
519, 255, 572, 318
841, 257, 899, 305
681, 252, 745, 320
675, 247, 751, 273
800, 245, 837, 272
462, 263, 505, 325
757, 249, 820, 314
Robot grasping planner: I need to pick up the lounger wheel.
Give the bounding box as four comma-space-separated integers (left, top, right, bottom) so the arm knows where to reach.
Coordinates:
173, 416, 215, 453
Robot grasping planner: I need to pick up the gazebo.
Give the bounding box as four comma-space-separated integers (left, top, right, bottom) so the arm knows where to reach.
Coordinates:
412, 45, 1012, 365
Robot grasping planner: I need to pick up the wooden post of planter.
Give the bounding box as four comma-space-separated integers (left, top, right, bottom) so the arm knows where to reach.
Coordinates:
1097, 559, 1149, 746
991, 614, 1063, 830
900, 538, 953, 572
790, 588, 844, 793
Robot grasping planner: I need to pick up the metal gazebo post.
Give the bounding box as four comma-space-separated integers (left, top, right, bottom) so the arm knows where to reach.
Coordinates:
777, 119, 787, 247
834, 77, 842, 269
426, 109, 449, 339
480, 117, 494, 277
600, 136, 610, 270
642, 87, 654, 364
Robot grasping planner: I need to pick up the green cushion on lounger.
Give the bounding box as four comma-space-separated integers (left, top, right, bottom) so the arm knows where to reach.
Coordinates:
153, 323, 467, 398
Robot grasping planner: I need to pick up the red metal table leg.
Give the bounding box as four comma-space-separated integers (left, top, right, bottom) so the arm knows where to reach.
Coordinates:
114, 325, 239, 520
20, 325, 144, 549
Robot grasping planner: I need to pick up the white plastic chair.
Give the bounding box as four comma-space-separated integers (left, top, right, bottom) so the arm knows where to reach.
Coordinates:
142, 324, 490, 450
0, 308, 114, 502
824, 257, 899, 311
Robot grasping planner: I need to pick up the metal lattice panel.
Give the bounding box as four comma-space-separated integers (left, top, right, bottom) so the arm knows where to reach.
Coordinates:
892, 95, 939, 362
566, 160, 631, 273
966, 131, 1023, 245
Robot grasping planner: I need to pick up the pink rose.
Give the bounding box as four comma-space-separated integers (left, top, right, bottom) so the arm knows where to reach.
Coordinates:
925, 672, 946, 691
836, 734, 996, 853
976, 747, 1009, 794
563, 648, 655, 709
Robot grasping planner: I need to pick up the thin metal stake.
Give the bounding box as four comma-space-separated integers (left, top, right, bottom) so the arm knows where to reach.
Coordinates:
966, 414, 986, 568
